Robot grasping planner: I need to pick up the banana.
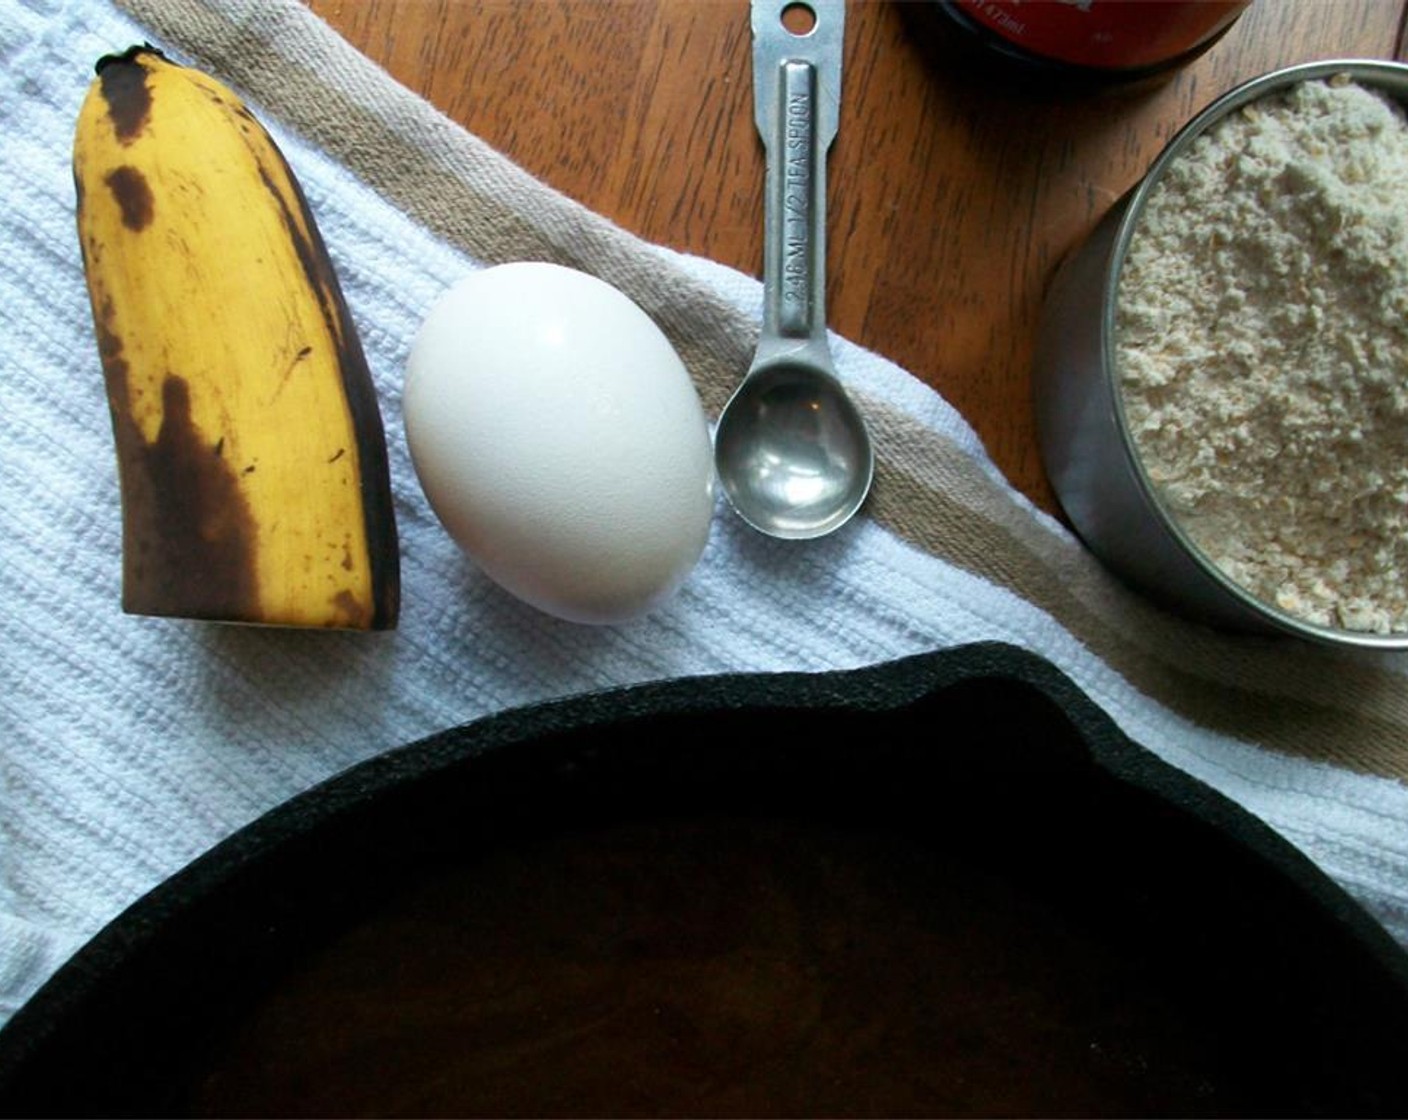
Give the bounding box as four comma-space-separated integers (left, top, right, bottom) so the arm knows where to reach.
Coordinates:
73, 45, 399, 629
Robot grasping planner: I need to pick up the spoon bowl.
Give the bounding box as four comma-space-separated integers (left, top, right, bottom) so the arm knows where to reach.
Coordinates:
714, 358, 873, 539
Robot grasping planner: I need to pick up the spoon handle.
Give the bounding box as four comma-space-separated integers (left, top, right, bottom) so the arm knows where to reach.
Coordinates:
752, 0, 844, 357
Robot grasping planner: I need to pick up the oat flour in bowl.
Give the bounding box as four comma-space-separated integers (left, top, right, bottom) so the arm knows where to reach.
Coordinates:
1115, 76, 1408, 635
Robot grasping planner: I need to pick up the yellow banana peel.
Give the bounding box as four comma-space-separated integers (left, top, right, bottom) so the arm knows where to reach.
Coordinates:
73, 45, 399, 629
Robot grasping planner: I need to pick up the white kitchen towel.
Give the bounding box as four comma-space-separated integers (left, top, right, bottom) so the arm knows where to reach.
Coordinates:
2, 0, 1407, 1028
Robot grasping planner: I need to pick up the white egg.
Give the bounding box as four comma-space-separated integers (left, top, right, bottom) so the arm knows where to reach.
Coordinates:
403, 262, 716, 624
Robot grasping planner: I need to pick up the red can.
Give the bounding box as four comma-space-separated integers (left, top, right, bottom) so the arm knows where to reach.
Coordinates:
942, 0, 1250, 78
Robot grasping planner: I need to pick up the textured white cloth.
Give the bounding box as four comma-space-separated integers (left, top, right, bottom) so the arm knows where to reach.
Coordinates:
2, 0, 1407, 1027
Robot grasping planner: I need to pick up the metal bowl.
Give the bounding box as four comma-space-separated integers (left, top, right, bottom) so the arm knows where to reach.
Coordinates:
1033, 59, 1408, 650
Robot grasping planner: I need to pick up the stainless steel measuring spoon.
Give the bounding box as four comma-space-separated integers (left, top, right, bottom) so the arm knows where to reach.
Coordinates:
713, 0, 874, 540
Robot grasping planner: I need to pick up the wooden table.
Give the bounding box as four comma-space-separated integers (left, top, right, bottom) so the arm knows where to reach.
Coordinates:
306, 0, 1407, 516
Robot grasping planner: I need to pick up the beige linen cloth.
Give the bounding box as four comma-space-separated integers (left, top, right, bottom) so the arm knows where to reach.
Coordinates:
1, 0, 1405, 1025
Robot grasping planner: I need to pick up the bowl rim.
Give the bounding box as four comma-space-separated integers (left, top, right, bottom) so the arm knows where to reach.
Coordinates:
1098, 58, 1408, 651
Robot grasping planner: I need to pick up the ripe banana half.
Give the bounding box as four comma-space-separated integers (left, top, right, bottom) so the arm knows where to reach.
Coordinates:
73, 45, 399, 629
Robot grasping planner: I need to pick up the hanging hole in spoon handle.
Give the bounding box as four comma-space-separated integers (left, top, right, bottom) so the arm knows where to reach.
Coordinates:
712, 0, 875, 541
781, 2, 817, 36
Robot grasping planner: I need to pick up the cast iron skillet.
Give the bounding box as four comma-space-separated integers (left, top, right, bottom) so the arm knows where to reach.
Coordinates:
1, 642, 1406, 1117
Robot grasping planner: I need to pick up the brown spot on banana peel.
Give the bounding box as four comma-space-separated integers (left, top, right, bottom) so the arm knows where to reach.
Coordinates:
96, 47, 156, 144
93, 308, 132, 418
92, 323, 253, 622
118, 376, 261, 623
104, 165, 153, 231
330, 589, 368, 629
270, 345, 314, 402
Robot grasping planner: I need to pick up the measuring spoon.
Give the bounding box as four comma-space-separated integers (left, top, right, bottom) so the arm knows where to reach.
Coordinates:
713, 0, 873, 540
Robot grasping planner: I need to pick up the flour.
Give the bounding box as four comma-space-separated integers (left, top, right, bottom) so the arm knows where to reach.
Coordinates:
1115, 76, 1408, 634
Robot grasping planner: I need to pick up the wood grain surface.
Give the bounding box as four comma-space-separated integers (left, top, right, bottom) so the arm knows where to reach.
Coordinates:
305, 0, 1408, 516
